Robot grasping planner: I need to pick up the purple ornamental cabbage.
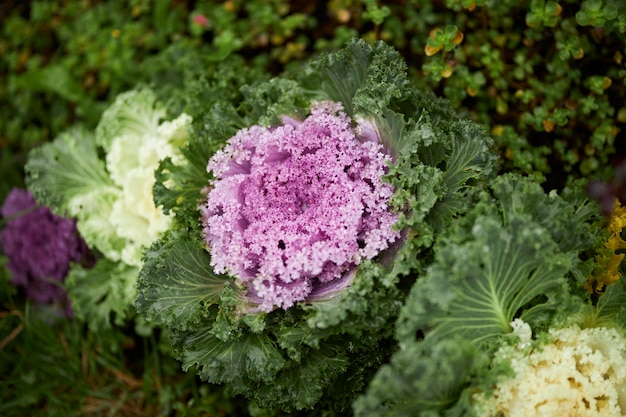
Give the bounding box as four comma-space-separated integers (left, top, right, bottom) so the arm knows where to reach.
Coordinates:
0, 188, 90, 310
201, 101, 400, 311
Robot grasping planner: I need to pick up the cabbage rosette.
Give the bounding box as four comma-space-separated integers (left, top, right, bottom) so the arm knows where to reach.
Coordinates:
137, 39, 497, 411
25, 89, 192, 329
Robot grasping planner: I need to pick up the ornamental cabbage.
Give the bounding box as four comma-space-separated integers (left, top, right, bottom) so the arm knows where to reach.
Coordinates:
202, 101, 399, 311
473, 320, 626, 417
0, 188, 90, 312
25, 89, 191, 328
137, 39, 497, 411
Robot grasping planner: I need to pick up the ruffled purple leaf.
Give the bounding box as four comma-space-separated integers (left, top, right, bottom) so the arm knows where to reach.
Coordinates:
202, 101, 400, 311
0, 188, 91, 313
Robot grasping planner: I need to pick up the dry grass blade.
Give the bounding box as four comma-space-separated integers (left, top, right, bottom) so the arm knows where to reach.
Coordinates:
0, 323, 23, 351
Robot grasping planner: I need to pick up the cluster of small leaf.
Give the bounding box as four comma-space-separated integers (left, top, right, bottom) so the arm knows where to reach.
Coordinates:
370, 0, 625, 189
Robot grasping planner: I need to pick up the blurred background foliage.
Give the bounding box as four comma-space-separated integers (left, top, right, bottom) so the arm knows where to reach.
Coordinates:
2, 0, 625, 201
0, 0, 625, 415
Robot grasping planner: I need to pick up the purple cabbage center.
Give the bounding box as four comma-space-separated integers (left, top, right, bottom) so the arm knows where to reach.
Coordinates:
201, 101, 399, 311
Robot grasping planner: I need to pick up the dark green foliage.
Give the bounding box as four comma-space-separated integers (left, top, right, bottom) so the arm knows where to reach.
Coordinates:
353, 337, 486, 417
137, 233, 231, 330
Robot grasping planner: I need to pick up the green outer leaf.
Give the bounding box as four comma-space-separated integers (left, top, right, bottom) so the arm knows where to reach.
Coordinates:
575, 278, 626, 329
153, 153, 207, 218
179, 330, 287, 392
178, 326, 349, 412
95, 88, 166, 151
137, 233, 230, 329
24, 127, 113, 216
255, 343, 349, 411
370, 108, 408, 160
239, 78, 310, 127
300, 38, 374, 115
352, 39, 411, 113
437, 121, 496, 195
491, 173, 598, 253
594, 278, 626, 327
398, 213, 573, 347
66, 259, 138, 330
302, 260, 402, 340
354, 337, 483, 417
420, 119, 497, 231
300, 38, 413, 124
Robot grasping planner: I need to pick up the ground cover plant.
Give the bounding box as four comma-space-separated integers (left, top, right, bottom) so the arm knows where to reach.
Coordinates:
1, 1, 625, 416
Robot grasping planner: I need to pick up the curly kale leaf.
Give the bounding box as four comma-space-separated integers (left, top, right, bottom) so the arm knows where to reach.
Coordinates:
253, 342, 349, 411
354, 337, 486, 417
136, 232, 232, 331
300, 38, 379, 115
179, 330, 286, 389
169, 325, 349, 411
24, 127, 114, 216
491, 174, 600, 253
